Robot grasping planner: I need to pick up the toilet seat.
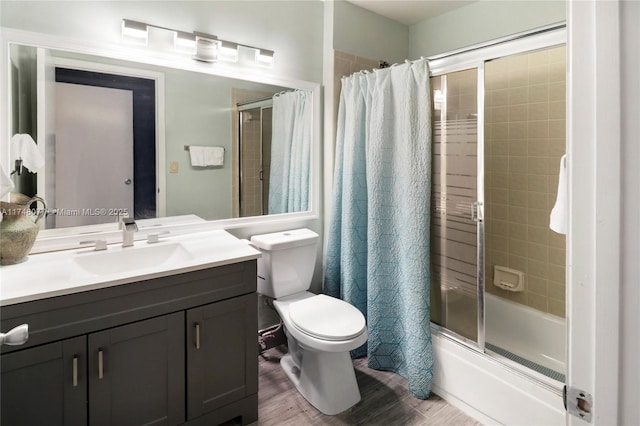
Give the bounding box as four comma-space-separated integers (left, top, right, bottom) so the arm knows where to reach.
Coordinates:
289, 294, 366, 341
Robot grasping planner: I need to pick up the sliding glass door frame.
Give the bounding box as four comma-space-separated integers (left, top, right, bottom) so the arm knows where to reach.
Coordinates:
476, 62, 486, 352
428, 24, 566, 354
429, 61, 486, 353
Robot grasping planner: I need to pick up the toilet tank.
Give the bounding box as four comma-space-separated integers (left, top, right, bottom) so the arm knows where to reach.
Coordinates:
250, 228, 319, 298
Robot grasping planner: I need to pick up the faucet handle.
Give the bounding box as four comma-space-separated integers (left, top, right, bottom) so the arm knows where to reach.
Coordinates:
123, 217, 138, 231
147, 231, 170, 244
121, 218, 138, 247
117, 211, 129, 229
80, 240, 108, 251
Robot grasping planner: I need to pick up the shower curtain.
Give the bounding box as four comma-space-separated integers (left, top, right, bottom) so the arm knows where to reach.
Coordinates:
325, 59, 434, 399
269, 90, 311, 214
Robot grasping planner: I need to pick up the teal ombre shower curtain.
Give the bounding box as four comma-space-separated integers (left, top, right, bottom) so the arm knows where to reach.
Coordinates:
324, 59, 433, 399
269, 90, 312, 214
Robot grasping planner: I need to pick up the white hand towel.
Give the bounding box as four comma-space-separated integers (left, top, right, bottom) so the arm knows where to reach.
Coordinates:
10, 134, 45, 173
0, 163, 14, 199
189, 146, 207, 167
204, 146, 224, 166
549, 155, 567, 235
189, 146, 224, 167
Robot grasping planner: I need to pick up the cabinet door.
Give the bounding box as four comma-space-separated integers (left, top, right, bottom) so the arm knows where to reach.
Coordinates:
88, 312, 184, 426
186, 293, 258, 419
1, 336, 87, 426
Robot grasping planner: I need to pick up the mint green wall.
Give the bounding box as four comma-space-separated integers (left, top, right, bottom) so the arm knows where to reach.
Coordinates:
162, 69, 285, 221
409, 1, 566, 58
333, 0, 409, 64
0, 1, 324, 83
163, 69, 236, 221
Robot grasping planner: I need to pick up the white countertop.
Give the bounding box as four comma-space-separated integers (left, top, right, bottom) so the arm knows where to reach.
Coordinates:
0, 230, 260, 306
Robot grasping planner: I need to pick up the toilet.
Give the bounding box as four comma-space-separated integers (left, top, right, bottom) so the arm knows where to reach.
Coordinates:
250, 228, 368, 415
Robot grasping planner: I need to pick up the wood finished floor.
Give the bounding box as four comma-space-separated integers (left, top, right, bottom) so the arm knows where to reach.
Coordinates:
238, 345, 483, 426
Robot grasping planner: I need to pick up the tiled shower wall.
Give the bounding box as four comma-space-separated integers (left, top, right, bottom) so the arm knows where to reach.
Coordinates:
231, 89, 273, 217
484, 45, 567, 318
239, 107, 264, 217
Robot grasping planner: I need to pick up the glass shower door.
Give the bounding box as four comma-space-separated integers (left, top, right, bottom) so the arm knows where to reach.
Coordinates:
427, 30, 567, 386
430, 68, 484, 347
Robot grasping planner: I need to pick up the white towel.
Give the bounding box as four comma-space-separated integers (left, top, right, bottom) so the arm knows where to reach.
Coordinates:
0, 163, 14, 199
10, 134, 45, 173
189, 146, 224, 167
549, 155, 567, 235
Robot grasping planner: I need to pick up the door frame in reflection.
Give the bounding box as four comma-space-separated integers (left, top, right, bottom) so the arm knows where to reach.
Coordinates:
54, 67, 156, 226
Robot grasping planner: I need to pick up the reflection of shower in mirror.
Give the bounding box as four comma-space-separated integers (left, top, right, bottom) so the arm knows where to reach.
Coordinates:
238, 104, 273, 217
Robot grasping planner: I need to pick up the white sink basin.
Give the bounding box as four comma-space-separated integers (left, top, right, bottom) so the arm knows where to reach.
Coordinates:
73, 242, 195, 276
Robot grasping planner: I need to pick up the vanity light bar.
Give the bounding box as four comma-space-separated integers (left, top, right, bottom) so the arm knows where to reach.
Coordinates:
122, 19, 148, 46
174, 30, 197, 54
193, 31, 218, 62
256, 49, 275, 67
218, 40, 239, 63
121, 19, 274, 67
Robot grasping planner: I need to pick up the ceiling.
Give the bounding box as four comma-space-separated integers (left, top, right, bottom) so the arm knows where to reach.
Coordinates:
346, 0, 478, 26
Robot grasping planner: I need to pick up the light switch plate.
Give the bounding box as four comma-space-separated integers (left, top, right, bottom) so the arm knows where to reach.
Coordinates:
169, 161, 179, 173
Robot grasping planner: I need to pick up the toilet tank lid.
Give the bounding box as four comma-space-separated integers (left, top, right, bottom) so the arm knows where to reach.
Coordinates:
250, 228, 319, 251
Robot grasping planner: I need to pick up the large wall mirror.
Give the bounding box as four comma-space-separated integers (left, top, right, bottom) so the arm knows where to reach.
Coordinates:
2, 31, 320, 242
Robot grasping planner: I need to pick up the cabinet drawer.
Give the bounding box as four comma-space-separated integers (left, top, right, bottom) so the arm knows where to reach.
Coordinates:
1, 261, 256, 354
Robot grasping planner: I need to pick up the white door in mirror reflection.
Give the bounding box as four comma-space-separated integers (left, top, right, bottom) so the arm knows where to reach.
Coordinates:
55, 83, 134, 227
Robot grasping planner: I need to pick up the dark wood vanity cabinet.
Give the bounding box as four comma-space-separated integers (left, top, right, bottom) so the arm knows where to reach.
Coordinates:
1, 335, 87, 425
0, 261, 258, 426
88, 313, 186, 426
186, 294, 258, 423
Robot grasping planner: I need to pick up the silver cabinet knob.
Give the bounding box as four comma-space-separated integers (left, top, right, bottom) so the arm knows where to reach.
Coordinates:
124, 178, 132, 185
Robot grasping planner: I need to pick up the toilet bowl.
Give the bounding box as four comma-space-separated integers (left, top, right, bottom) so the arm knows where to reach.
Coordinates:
274, 292, 367, 414
250, 229, 368, 415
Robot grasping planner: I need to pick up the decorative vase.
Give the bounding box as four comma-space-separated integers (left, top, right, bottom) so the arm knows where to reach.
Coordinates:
0, 193, 46, 265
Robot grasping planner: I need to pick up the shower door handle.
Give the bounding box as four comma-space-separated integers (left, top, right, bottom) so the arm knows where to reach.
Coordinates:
471, 202, 483, 222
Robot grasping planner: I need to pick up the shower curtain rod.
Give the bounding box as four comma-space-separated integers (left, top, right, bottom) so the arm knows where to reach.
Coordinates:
236, 89, 302, 108
236, 96, 274, 108
426, 21, 566, 62
343, 22, 565, 79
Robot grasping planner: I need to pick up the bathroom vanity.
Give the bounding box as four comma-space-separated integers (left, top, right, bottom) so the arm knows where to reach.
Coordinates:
0, 230, 260, 426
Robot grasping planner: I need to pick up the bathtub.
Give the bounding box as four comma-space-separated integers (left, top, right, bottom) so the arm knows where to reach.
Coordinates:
430, 291, 567, 424
485, 292, 566, 376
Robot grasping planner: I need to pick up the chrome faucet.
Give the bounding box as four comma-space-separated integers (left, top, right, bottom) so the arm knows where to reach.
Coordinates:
122, 217, 138, 247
